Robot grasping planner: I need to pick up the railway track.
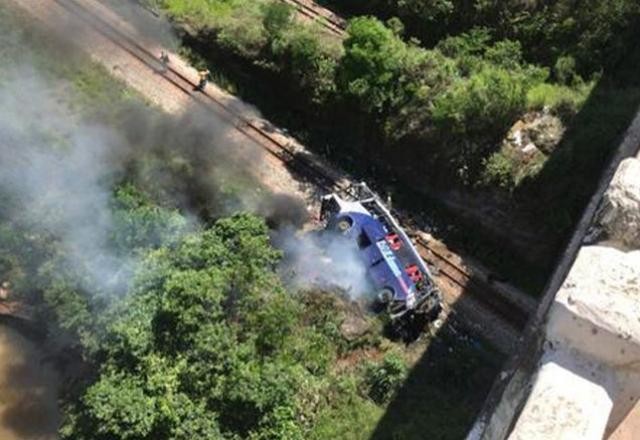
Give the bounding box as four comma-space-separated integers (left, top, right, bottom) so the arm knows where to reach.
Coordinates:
414, 236, 529, 330
282, 0, 346, 37
54, 0, 531, 345
55, 0, 347, 192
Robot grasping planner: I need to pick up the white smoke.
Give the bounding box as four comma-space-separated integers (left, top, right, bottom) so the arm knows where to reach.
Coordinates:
0, 66, 137, 293
275, 228, 374, 299
0, 64, 262, 296
0, 2, 373, 306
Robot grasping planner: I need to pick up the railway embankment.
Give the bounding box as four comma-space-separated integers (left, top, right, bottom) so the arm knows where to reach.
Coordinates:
10, 0, 532, 353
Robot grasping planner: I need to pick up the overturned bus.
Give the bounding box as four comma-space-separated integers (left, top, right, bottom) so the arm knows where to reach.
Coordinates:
320, 183, 441, 332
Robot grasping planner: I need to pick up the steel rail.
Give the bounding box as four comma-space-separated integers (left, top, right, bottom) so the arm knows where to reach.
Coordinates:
56, 0, 530, 336
56, 0, 351, 194
416, 237, 529, 330
282, 0, 346, 36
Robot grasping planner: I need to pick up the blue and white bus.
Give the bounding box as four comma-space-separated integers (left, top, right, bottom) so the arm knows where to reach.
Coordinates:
320, 183, 441, 327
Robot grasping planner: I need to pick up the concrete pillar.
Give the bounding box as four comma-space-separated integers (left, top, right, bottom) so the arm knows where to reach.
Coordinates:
509, 350, 615, 439
508, 246, 640, 439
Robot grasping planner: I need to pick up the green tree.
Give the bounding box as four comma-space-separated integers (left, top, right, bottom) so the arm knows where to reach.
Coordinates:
337, 17, 422, 114
363, 352, 408, 404
60, 214, 328, 439
110, 183, 189, 253
262, 1, 293, 39
82, 371, 158, 440
554, 55, 577, 85
431, 65, 527, 138
272, 26, 340, 103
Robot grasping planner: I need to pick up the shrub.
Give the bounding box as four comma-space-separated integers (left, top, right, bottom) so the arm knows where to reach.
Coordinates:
480, 151, 516, 189
432, 65, 527, 137
215, 4, 267, 58
273, 26, 340, 103
310, 392, 381, 440
110, 184, 189, 252
262, 1, 294, 39
363, 353, 408, 405
526, 81, 593, 117
337, 17, 420, 114
436, 28, 492, 75
554, 55, 577, 85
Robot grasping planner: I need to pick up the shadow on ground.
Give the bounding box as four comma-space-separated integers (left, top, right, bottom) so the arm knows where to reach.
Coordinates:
371, 315, 504, 440
517, 33, 640, 250
368, 28, 640, 440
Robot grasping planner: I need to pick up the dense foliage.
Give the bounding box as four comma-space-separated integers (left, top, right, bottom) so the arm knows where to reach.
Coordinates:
320, 0, 640, 78
2, 187, 496, 439
157, 0, 640, 271
162, 0, 558, 184
0, 5, 510, 439
61, 214, 306, 439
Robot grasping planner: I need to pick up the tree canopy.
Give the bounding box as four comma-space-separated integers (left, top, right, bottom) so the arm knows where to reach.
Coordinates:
60, 214, 310, 439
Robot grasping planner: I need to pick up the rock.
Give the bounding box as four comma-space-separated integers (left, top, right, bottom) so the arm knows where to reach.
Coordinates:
520, 142, 540, 157
340, 312, 372, 340
596, 158, 640, 249
0, 281, 10, 300
525, 114, 565, 154
507, 121, 526, 148
503, 112, 565, 160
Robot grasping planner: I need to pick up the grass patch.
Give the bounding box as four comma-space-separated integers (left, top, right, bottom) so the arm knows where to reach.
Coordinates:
160, 0, 245, 25
69, 66, 139, 111
0, 4, 142, 115
311, 389, 382, 440
526, 81, 594, 117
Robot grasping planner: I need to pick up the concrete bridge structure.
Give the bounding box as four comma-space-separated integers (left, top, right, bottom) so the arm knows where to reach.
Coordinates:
468, 111, 640, 439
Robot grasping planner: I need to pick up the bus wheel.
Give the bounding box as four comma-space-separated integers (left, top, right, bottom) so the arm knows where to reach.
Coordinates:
377, 288, 394, 304
336, 219, 351, 232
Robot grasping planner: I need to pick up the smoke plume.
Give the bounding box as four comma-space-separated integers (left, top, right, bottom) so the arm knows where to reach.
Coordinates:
0, 0, 372, 305
256, 193, 310, 229
0, 67, 132, 293
0, 62, 267, 296
274, 228, 374, 299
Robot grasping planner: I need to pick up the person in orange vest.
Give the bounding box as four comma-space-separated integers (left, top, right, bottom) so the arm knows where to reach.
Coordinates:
196, 69, 210, 91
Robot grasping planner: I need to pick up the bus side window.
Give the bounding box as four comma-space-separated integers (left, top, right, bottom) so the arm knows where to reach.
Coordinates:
357, 231, 372, 249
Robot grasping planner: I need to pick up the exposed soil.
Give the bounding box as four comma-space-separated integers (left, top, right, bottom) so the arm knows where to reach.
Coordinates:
0, 326, 60, 440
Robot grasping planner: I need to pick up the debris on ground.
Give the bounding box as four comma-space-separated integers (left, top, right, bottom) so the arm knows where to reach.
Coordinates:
340, 309, 373, 341
504, 110, 565, 160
